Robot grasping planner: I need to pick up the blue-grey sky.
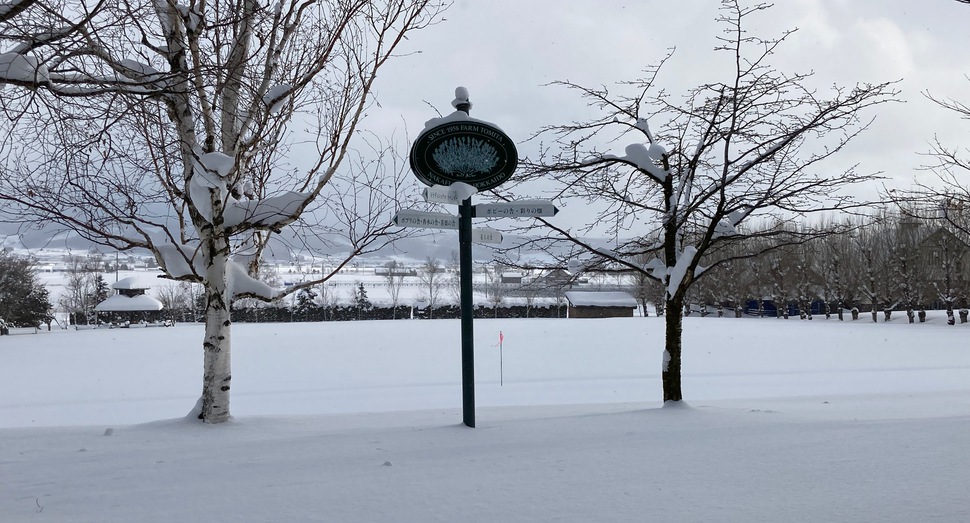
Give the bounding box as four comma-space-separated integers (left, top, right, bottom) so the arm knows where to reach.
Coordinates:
365, 0, 970, 227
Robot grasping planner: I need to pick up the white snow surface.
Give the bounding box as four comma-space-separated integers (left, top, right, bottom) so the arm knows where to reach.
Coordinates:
1, 317, 969, 522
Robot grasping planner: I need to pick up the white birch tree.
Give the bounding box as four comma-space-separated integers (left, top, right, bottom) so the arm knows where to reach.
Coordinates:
0, 0, 446, 422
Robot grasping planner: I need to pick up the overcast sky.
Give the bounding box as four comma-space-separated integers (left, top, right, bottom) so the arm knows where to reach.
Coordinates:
363, 0, 970, 229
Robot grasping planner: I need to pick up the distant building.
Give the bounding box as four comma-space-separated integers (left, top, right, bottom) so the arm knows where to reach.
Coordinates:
95, 277, 164, 324
564, 291, 637, 318
374, 267, 417, 277
534, 268, 578, 286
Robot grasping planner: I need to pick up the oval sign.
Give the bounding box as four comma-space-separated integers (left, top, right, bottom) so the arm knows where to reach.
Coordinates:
409, 120, 517, 191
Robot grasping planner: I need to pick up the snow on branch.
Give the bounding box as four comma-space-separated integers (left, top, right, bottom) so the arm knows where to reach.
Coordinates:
712, 208, 751, 239
602, 143, 668, 182
188, 150, 233, 224
666, 246, 697, 300
155, 240, 204, 279
262, 83, 292, 115
0, 1, 34, 22
223, 191, 310, 231
0, 51, 48, 84
226, 259, 277, 301
641, 257, 667, 280
635, 117, 655, 142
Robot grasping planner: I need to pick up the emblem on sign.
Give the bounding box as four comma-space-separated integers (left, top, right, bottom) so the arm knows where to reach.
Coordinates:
410, 118, 517, 191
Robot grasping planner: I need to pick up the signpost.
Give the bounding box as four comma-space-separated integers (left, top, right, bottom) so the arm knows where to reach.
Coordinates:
403, 87, 559, 428
474, 200, 559, 218
422, 182, 478, 205
392, 210, 459, 229
471, 227, 503, 244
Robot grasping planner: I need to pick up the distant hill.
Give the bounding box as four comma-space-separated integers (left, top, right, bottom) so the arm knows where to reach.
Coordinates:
1, 223, 597, 267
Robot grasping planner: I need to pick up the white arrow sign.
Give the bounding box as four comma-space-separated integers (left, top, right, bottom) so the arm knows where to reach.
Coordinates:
422, 182, 478, 205
392, 210, 459, 229
472, 227, 503, 244
473, 200, 559, 218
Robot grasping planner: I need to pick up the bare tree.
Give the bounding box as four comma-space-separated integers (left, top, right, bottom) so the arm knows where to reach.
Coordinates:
316, 282, 339, 321
891, 217, 930, 322
383, 260, 406, 318
629, 255, 660, 317
815, 222, 859, 320
0, 1, 446, 423
854, 214, 903, 322
924, 228, 968, 317
890, 3, 970, 314
445, 250, 461, 305
485, 263, 505, 316
895, 31, 969, 233
154, 280, 187, 319
417, 256, 443, 318
58, 256, 96, 325
762, 240, 798, 319
498, 1, 896, 403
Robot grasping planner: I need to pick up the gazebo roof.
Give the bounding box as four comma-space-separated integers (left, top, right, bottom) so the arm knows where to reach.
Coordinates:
112, 276, 152, 290
95, 294, 164, 312
564, 291, 637, 308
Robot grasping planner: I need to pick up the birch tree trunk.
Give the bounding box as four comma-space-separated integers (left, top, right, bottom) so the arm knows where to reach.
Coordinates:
200, 223, 232, 423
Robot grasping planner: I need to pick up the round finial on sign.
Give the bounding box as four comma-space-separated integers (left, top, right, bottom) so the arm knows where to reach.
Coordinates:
452, 86, 472, 114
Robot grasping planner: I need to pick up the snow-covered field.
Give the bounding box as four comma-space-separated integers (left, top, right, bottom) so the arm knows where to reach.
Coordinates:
2, 315, 969, 522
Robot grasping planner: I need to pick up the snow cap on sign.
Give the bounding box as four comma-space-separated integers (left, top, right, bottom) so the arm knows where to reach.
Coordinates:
452, 86, 472, 111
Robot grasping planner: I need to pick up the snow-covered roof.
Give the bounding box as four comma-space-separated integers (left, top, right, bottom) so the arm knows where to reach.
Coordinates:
112, 276, 153, 290
95, 294, 164, 312
564, 291, 637, 308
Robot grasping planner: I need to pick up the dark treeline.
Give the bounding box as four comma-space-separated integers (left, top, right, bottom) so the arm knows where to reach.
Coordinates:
651, 211, 970, 324
82, 302, 569, 326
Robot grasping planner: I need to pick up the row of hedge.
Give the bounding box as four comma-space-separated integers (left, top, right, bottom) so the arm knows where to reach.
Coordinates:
229, 303, 569, 322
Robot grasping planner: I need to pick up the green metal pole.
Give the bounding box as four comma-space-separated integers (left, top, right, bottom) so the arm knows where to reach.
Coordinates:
459, 197, 475, 428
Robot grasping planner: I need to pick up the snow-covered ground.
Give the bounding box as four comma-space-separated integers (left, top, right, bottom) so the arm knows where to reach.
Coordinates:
2, 315, 969, 522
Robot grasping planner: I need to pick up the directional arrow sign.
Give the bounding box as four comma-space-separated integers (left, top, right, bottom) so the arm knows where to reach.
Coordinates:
422, 182, 478, 205
473, 200, 559, 218
392, 210, 459, 229
472, 228, 503, 244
